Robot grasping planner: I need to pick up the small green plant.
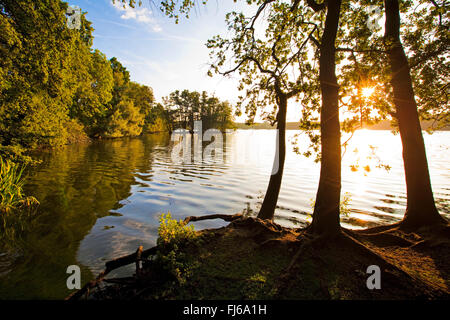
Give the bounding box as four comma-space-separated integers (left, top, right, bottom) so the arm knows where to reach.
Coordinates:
308, 192, 353, 220
156, 212, 199, 285
0, 145, 39, 166
157, 212, 197, 247
0, 156, 39, 246
0, 156, 39, 214
242, 271, 272, 299
340, 192, 352, 217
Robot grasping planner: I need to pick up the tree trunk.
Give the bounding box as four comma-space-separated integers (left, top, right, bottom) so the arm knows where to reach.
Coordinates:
384, 0, 446, 228
310, 0, 342, 236
257, 93, 287, 220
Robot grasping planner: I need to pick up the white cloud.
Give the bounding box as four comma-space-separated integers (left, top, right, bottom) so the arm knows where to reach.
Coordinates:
112, 2, 162, 33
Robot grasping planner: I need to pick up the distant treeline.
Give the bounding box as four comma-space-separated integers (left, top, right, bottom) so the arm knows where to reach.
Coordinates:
363, 120, 450, 131
234, 122, 299, 130
0, 1, 233, 162
234, 120, 450, 131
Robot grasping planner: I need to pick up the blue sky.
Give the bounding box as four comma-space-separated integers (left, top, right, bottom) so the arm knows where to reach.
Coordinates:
67, 0, 302, 122
68, 1, 244, 100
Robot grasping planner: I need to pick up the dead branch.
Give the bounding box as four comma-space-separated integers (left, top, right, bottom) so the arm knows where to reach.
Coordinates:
65, 245, 157, 300
183, 213, 243, 225
105, 245, 157, 271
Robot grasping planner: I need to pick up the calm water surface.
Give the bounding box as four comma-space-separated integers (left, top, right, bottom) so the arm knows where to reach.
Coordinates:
0, 129, 449, 299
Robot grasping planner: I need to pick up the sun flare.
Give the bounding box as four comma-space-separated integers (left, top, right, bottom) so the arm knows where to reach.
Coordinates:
361, 87, 375, 98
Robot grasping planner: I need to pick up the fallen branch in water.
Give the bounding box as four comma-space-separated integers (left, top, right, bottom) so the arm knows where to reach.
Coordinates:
66, 245, 157, 300
65, 268, 109, 301
105, 245, 157, 271
183, 213, 242, 225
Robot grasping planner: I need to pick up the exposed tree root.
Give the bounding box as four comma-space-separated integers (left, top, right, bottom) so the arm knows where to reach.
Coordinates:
350, 219, 450, 249
274, 228, 430, 298
355, 221, 402, 235
273, 235, 315, 297
338, 232, 417, 280
343, 228, 414, 248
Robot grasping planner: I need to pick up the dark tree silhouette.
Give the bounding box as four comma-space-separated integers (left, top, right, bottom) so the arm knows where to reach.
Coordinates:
304, 0, 343, 236
257, 85, 288, 220
206, 2, 317, 221
384, 0, 447, 229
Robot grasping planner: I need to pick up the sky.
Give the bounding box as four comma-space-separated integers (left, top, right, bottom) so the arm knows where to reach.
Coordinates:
67, 0, 306, 122
66, 1, 244, 119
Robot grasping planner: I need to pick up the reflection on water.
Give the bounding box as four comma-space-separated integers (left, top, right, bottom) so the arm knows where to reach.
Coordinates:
0, 130, 449, 299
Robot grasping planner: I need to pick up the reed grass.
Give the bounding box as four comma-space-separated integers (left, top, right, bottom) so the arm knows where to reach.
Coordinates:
0, 156, 39, 244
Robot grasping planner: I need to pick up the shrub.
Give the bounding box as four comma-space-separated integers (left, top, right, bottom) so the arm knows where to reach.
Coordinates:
157, 212, 196, 247
64, 119, 90, 144
156, 212, 198, 284
0, 145, 37, 166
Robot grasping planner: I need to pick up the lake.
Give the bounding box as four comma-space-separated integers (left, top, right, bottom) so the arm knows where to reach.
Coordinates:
0, 129, 449, 299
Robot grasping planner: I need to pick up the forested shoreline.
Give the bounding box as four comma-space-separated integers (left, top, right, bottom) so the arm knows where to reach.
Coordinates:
234, 120, 450, 130
1, 0, 449, 301
0, 1, 233, 164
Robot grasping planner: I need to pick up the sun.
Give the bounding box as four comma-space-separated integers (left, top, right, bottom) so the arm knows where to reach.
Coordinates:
361, 87, 375, 98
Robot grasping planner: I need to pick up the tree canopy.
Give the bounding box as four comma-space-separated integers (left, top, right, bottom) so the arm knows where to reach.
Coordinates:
1, 0, 231, 161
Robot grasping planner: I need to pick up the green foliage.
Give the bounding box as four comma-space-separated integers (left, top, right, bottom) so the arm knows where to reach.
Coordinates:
64, 119, 90, 144
0, 156, 39, 215
157, 212, 197, 247
101, 59, 159, 138
145, 115, 166, 133
207, 2, 319, 124
0, 0, 168, 159
115, 0, 211, 23
156, 212, 198, 284
309, 192, 352, 220
241, 271, 275, 299
203, 1, 326, 165
146, 103, 171, 132
163, 90, 234, 131
104, 99, 145, 138
339, 192, 352, 217
0, 156, 39, 245
70, 50, 114, 136
0, 0, 105, 151
0, 0, 235, 160
338, 0, 449, 133
0, 145, 38, 166
125, 82, 157, 132
0, 0, 75, 149
403, 0, 449, 129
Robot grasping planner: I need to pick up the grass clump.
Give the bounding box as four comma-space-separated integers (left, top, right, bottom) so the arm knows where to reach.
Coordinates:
0, 156, 39, 245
